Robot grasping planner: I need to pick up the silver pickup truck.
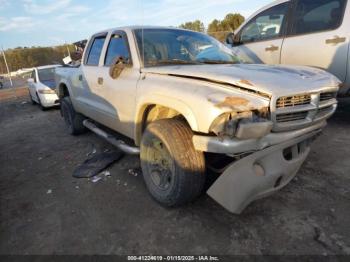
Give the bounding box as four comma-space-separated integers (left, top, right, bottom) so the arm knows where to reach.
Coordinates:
55, 26, 340, 214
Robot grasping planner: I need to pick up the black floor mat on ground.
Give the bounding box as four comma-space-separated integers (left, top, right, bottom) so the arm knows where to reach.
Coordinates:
73, 151, 124, 178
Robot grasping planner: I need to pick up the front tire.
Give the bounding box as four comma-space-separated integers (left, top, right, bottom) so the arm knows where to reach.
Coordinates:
140, 119, 206, 207
60, 96, 86, 135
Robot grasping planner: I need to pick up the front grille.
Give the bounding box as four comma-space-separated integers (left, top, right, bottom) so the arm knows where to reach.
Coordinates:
316, 106, 333, 118
320, 92, 336, 101
276, 111, 308, 123
273, 90, 337, 131
276, 94, 311, 108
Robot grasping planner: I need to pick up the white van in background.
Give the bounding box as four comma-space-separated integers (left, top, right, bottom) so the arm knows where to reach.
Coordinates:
226, 0, 350, 95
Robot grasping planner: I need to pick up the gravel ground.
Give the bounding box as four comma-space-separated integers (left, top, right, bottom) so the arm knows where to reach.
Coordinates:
0, 94, 349, 256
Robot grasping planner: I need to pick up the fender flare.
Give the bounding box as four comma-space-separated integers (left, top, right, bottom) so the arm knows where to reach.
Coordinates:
134, 94, 199, 145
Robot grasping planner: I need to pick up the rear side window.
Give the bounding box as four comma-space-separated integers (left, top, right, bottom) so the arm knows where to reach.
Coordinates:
104, 34, 130, 66
86, 36, 106, 66
240, 2, 289, 43
291, 0, 347, 35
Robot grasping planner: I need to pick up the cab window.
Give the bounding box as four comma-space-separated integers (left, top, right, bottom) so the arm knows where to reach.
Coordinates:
291, 0, 347, 35
104, 33, 130, 66
240, 3, 289, 43
86, 36, 107, 66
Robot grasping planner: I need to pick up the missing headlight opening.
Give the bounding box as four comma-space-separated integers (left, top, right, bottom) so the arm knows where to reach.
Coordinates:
210, 107, 271, 139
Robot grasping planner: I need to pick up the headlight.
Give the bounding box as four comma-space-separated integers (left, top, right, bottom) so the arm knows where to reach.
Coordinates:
38, 89, 56, 94
210, 110, 273, 139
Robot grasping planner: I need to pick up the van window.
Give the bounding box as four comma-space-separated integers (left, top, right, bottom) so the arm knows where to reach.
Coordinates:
240, 3, 289, 43
86, 36, 106, 66
104, 34, 130, 66
292, 0, 347, 35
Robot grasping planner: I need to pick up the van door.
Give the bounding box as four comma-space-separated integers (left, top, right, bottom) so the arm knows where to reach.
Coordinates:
281, 0, 349, 93
232, 2, 290, 64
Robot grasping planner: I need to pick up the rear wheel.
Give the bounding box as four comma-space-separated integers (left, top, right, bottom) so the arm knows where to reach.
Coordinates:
60, 96, 86, 135
140, 119, 206, 207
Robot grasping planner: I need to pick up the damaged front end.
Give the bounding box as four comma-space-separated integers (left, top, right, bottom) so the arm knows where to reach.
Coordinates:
194, 85, 337, 214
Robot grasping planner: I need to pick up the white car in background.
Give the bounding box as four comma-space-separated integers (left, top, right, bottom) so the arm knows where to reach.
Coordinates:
28, 65, 61, 110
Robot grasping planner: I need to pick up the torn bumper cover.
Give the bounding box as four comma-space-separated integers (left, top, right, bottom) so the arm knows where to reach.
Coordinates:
193, 120, 326, 155
193, 121, 326, 214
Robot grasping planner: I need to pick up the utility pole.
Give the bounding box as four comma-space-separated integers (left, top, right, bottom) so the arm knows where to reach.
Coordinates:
1, 47, 13, 87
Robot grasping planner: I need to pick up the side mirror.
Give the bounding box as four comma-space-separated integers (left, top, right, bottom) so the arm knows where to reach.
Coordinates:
109, 56, 127, 79
226, 33, 235, 46
27, 78, 34, 83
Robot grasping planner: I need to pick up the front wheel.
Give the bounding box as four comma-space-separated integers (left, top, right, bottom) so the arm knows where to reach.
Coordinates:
60, 96, 86, 135
140, 119, 206, 207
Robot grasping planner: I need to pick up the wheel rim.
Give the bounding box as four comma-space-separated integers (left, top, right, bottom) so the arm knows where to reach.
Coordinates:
146, 137, 174, 191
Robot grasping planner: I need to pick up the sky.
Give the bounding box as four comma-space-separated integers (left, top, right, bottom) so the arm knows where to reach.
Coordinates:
0, 0, 271, 49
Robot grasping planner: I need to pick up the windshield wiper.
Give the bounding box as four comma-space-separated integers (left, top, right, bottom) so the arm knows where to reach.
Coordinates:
197, 60, 237, 64
148, 59, 201, 66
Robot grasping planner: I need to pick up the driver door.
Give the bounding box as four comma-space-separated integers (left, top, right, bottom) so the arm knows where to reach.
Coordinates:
100, 31, 140, 138
232, 2, 291, 64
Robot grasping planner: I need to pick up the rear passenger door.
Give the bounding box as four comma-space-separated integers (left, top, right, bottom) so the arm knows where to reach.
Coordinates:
281, 0, 349, 84
232, 2, 291, 64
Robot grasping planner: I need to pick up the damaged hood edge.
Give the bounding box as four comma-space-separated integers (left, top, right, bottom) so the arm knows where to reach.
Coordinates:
142, 64, 341, 97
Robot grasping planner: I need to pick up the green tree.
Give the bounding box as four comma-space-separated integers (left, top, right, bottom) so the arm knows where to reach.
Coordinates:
222, 13, 245, 31
0, 44, 75, 74
179, 20, 205, 32
208, 13, 245, 42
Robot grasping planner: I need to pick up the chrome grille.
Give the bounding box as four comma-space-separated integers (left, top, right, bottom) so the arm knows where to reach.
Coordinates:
316, 106, 333, 119
320, 92, 336, 102
276, 94, 311, 108
276, 111, 308, 123
273, 90, 337, 131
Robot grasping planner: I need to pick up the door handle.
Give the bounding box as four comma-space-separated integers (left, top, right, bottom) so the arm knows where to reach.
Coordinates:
97, 77, 103, 85
326, 36, 346, 45
265, 45, 279, 52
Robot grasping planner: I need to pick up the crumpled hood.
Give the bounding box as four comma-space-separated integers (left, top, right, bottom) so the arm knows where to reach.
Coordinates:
142, 64, 340, 97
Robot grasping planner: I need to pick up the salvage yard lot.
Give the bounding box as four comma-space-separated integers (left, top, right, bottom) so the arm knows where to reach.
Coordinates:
0, 89, 349, 255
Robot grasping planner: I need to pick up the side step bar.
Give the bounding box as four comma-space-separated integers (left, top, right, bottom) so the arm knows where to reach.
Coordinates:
83, 119, 140, 155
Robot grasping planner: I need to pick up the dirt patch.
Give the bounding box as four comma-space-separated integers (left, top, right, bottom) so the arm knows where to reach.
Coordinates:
0, 87, 28, 102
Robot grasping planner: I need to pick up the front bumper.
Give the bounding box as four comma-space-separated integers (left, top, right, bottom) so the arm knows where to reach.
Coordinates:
193, 120, 326, 155
207, 130, 320, 214
38, 93, 60, 107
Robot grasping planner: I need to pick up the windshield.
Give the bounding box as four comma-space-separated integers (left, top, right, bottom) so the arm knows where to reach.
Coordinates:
38, 67, 57, 88
134, 29, 240, 67
38, 68, 56, 82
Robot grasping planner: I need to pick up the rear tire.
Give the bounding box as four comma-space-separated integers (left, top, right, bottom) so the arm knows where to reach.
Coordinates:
60, 96, 86, 135
140, 119, 206, 207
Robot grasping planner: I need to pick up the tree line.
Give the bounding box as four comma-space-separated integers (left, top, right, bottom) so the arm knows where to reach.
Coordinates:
180, 13, 245, 42
0, 45, 75, 75
0, 12, 245, 74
